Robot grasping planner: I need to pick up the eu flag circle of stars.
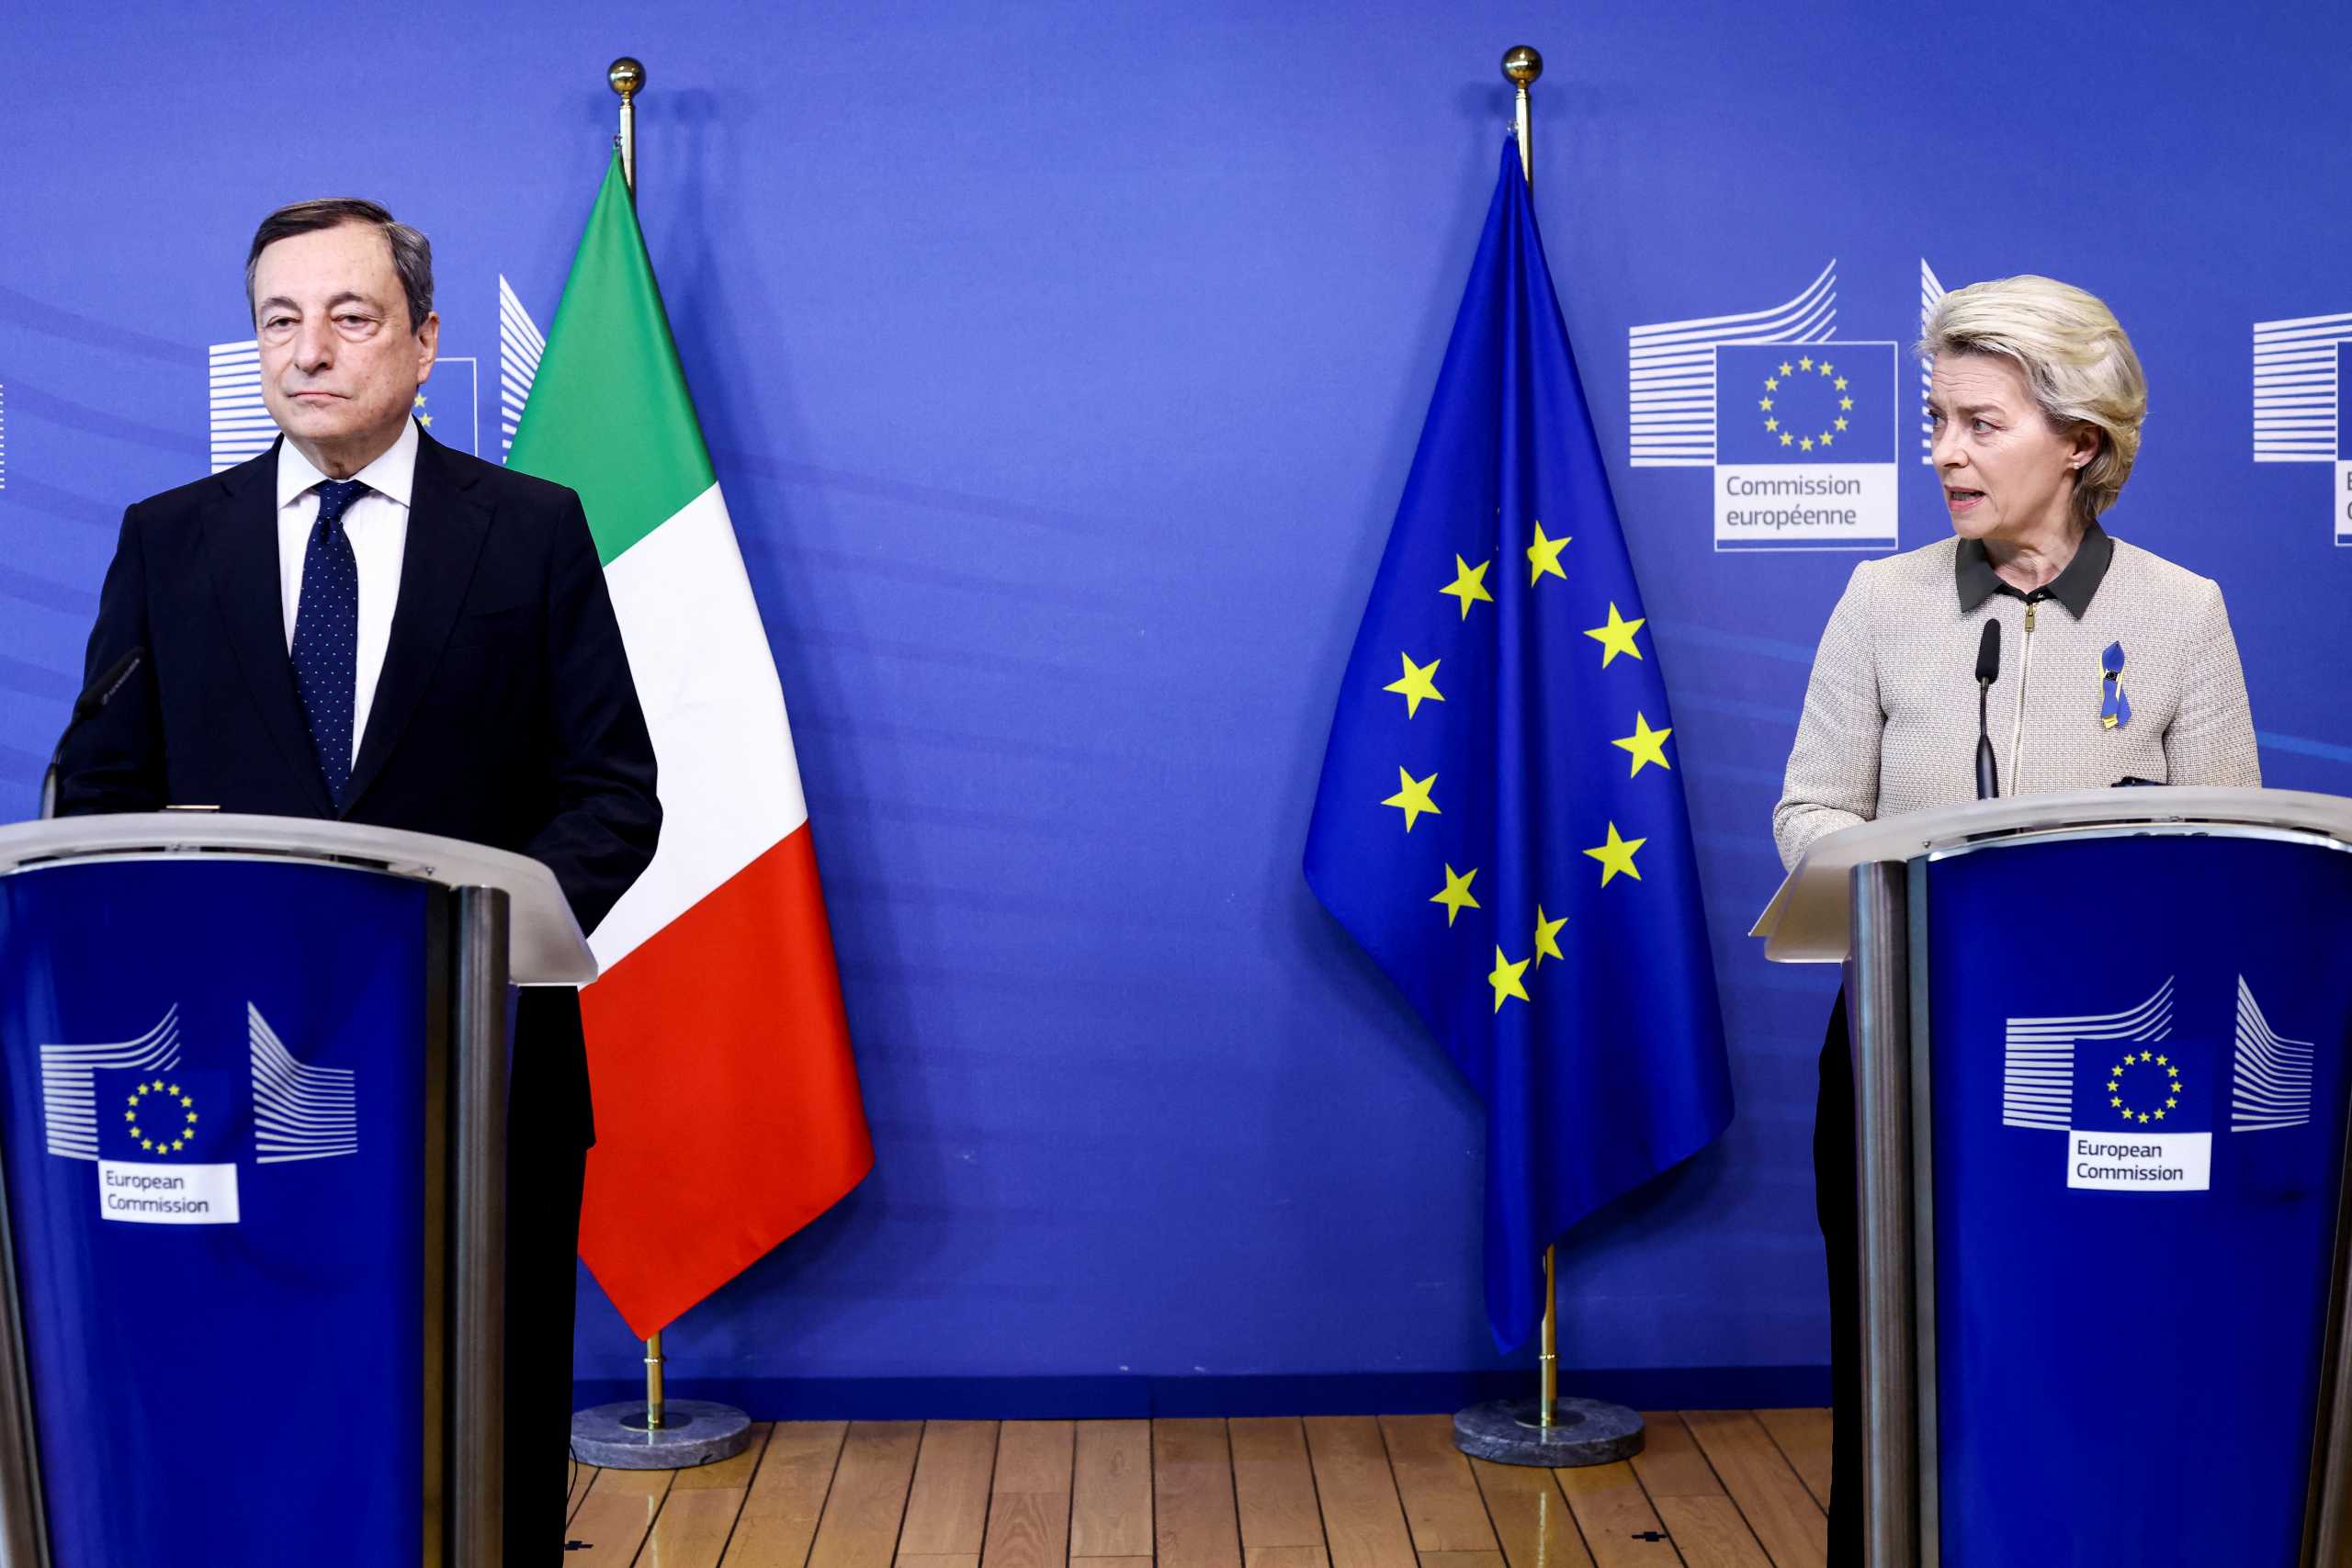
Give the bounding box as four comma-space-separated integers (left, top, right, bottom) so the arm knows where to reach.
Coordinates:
1758, 354, 1855, 454
1376, 527, 1672, 1013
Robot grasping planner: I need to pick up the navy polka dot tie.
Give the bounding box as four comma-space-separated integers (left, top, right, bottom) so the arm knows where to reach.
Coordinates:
291, 479, 367, 808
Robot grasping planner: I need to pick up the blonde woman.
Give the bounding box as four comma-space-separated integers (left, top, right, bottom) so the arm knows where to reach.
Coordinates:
1774, 275, 2259, 1563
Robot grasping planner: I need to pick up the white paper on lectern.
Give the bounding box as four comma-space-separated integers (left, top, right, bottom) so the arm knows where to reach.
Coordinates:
1751, 785, 2352, 964
0, 813, 595, 984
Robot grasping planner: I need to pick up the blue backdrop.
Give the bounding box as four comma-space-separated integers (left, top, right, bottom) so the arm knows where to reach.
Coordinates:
5, 0, 2350, 1411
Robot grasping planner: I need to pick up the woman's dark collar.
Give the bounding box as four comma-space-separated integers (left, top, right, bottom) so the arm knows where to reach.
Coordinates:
1955, 521, 2113, 616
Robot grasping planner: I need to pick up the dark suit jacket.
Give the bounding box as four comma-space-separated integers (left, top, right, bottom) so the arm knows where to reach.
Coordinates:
57, 425, 661, 1148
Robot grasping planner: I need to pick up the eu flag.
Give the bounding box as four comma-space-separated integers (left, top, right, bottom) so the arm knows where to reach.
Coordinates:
1305, 141, 1733, 1351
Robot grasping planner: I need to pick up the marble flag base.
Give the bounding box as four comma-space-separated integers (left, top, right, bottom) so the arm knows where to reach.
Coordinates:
570, 1398, 754, 1470
1452, 1396, 1645, 1467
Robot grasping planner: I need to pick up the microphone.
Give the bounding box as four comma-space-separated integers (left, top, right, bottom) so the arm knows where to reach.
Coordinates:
1973, 619, 2001, 801
40, 647, 147, 820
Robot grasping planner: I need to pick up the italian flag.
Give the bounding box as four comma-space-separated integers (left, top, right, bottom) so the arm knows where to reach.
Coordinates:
509, 154, 872, 1338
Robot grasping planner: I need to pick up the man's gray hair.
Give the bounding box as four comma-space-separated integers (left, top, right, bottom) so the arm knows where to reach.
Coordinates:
244, 198, 435, 333
1915, 275, 2148, 527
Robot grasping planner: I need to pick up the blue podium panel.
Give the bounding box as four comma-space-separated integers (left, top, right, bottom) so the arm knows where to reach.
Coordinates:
1924, 833, 2352, 1567
0, 858, 433, 1568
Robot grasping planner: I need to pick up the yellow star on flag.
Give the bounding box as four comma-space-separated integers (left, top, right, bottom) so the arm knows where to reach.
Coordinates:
1431, 864, 1480, 926
1440, 554, 1495, 619
1818, 360, 1835, 377
1612, 712, 1674, 777
1584, 603, 1646, 667
1758, 396, 1774, 411
1779, 360, 1793, 376
1799, 436, 1815, 452
1765, 376, 1780, 390
2110, 1096, 2122, 1108
1834, 376, 1848, 390
1384, 652, 1444, 717
1818, 433, 1834, 448
1834, 416, 1849, 431
1583, 822, 1647, 886
1489, 947, 1532, 1012
1779, 433, 1794, 447
1532, 907, 1567, 964
1798, 355, 1815, 370
1839, 395, 1854, 411
1382, 768, 1440, 831
1525, 521, 1571, 586
1764, 417, 1779, 432
2153, 1109, 2165, 1121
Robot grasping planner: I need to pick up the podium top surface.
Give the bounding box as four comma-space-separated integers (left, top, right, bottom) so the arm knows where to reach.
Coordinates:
1753, 786, 2352, 964
0, 814, 594, 984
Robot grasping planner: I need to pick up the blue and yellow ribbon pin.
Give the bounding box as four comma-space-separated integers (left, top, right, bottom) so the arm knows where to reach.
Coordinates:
2100, 641, 2131, 730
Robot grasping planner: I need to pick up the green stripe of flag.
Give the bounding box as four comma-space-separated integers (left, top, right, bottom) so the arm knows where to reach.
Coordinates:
508, 153, 717, 566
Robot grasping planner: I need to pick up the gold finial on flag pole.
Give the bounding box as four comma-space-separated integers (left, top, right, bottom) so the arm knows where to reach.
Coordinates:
1501, 46, 1542, 187
608, 56, 646, 198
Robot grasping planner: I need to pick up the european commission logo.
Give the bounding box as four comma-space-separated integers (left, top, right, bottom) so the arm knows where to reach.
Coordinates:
2001, 976, 2313, 1193
1627, 262, 1899, 551
39, 1004, 359, 1226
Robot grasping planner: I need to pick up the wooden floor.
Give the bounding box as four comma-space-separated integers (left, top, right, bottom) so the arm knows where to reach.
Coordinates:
564, 1411, 1831, 1568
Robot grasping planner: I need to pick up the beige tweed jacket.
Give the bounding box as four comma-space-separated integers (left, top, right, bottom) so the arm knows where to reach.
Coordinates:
1773, 530, 2261, 872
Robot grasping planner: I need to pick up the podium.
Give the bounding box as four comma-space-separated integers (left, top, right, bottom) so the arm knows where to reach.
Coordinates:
1758, 786, 2352, 1567
0, 814, 594, 1568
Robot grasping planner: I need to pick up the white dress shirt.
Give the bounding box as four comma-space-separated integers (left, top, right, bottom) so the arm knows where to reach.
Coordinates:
276, 418, 417, 769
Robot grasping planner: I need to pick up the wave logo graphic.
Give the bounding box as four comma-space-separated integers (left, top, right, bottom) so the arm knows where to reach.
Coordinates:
1628, 263, 1897, 553
39, 1008, 184, 1160
2001, 977, 2173, 1132
249, 1005, 357, 1164
498, 275, 546, 458
2230, 977, 2314, 1132
1918, 260, 1945, 467
2250, 311, 2352, 545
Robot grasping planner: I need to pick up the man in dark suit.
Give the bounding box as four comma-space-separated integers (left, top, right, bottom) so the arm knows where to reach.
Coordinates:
58, 197, 660, 1563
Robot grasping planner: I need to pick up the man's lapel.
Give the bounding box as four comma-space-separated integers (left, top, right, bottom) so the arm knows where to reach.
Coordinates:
343, 429, 492, 817
199, 440, 334, 817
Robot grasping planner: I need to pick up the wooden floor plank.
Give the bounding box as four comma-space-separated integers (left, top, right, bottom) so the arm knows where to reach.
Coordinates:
568, 1460, 601, 1523
1416, 1552, 1506, 1568
1554, 1463, 1679, 1568
900, 1421, 1001, 1558
1378, 1416, 1498, 1555
799, 1422, 925, 1568
1303, 1417, 1418, 1568
1679, 1412, 1826, 1568
983, 1422, 1076, 1568
1468, 1458, 1595, 1568
645, 1426, 776, 1568
1628, 1413, 1723, 1501
1074, 1558, 1159, 1568
1246, 1549, 1333, 1568
563, 1467, 674, 1567
726, 1420, 853, 1568
899, 1557, 982, 1568
1155, 1419, 1243, 1568
1072, 1419, 1154, 1559
1749, 1410, 1832, 1514
1650, 1497, 1772, 1568
1229, 1417, 1325, 1551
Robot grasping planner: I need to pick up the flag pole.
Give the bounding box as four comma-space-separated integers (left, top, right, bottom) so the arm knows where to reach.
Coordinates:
1448, 47, 1643, 1469
610, 48, 661, 1437
1501, 39, 1559, 1438
564, 53, 751, 1472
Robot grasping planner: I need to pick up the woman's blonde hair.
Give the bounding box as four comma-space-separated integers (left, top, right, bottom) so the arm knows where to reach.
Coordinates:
1915, 275, 2147, 526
